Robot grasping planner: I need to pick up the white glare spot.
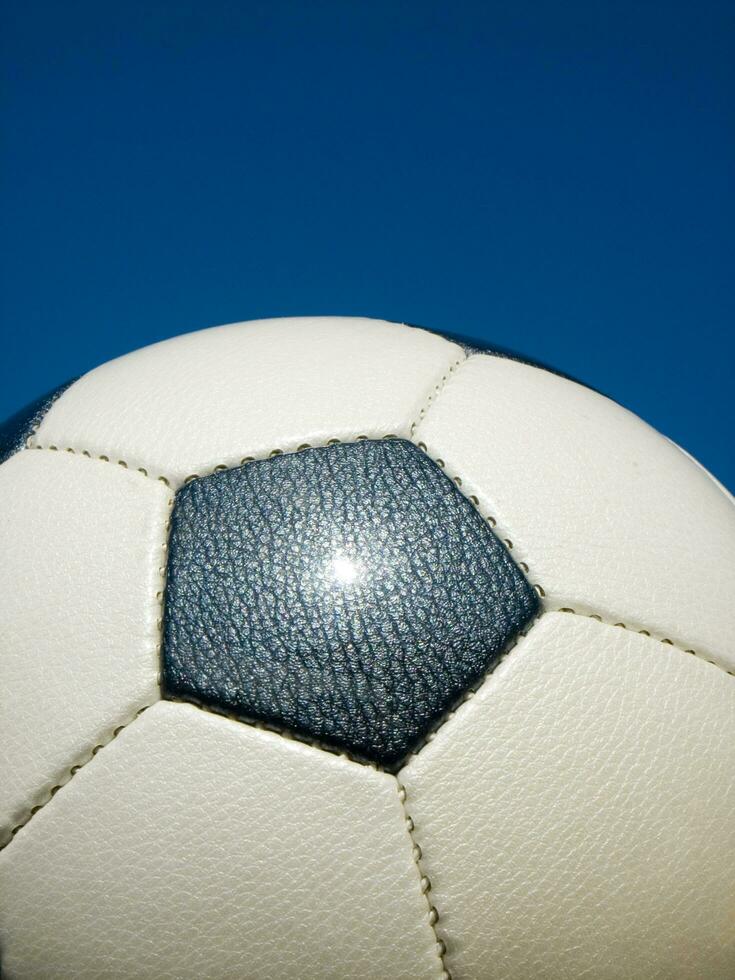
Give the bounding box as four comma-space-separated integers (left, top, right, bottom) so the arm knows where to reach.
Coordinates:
329, 555, 360, 585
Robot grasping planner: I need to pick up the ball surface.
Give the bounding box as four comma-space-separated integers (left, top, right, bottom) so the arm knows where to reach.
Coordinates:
1, 317, 733, 979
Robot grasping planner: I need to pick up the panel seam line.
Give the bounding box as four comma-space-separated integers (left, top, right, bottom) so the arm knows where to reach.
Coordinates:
0, 703, 156, 852
1, 489, 174, 854
395, 777, 450, 979
5, 607, 729, 853
408, 349, 468, 440
549, 607, 735, 678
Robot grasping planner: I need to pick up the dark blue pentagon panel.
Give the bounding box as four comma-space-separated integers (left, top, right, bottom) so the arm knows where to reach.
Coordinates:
162, 439, 538, 768
0, 379, 77, 466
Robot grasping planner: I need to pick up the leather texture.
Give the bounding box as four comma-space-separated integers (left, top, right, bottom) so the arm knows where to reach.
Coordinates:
415, 321, 588, 385
32, 317, 463, 487
163, 439, 538, 767
668, 436, 735, 505
0, 379, 75, 465
0, 701, 444, 980
399, 612, 735, 980
0, 449, 172, 847
415, 353, 735, 670
1, 316, 733, 978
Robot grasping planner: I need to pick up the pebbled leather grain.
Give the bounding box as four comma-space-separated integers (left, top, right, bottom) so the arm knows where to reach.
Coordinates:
162, 439, 538, 768
399, 612, 735, 979
0, 701, 443, 980
0, 379, 75, 465
415, 353, 735, 670
415, 321, 590, 386
32, 317, 461, 486
0, 450, 172, 846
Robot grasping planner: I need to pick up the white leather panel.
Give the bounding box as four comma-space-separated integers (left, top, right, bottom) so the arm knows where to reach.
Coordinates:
399, 612, 735, 980
0, 701, 443, 980
34, 317, 462, 487
668, 436, 735, 505
415, 354, 735, 668
0, 450, 171, 847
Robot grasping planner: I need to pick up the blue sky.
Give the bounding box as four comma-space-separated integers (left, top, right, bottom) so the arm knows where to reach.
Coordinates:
1, 1, 733, 486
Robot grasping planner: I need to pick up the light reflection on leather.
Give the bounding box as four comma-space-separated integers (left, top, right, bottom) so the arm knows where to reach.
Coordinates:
162, 438, 539, 768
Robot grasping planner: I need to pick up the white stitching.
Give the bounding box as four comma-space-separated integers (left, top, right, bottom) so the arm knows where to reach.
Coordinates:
1, 479, 175, 853
411, 439, 545, 598
409, 354, 466, 438
396, 779, 451, 980
551, 606, 735, 678
10, 436, 731, 851
27, 441, 172, 486
399, 613, 543, 769
0, 705, 154, 851
166, 697, 384, 770
401, 607, 735, 771
154, 491, 175, 684
19, 440, 733, 682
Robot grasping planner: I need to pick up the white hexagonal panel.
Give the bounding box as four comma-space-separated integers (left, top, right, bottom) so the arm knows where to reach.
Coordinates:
0, 701, 443, 980
34, 317, 463, 487
0, 450, 172, 845
415, 353, 735, 668
400, 612, 735, 980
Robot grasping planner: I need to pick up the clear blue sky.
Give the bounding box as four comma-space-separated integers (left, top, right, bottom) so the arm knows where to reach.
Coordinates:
2, 1, 733, 487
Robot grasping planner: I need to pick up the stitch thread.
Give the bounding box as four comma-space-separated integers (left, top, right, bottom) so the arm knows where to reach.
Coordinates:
166, 697, 383, 771
17, 440, 732, 684
551, 607, 735, 678
399, 613, 543, 769
0, 694, 385, 854
27, 441, 171, 485
24, 441, 731, 680
401, 605, 735, 769
409, 355, 466, 438
0, 480, 175, 853
7, 596, 724, 854
28, 431, 541, 590
412, 439, 545, 597
17, 442, 726, 703
28, 436, 406, 489
0, 704, 154, 851
10, 435, 732, 850
396, 781, 451, 980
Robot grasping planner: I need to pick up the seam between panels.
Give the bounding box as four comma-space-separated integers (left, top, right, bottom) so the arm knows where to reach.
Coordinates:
155, 491, 176, 686
394, 610, 734, 979
0, 704, 155, 853
19, 447, 730, 681
1, 491, 173, 855
25, 348, 469, 490
26, 430, 442, 490
394, 777, 451, 980
408, 350, 467, 439
405, 601, 735, 769
166, 697, 389, 772
411, 440, 545, 598
26, 442, 729, 769
549, 607, 735, 679
26, 432, 544, 597
25, 441, 175, 487
400, 613, 543, 769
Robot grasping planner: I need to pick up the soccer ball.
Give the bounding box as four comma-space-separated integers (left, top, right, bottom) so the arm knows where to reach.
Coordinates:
1, 316, 733, 979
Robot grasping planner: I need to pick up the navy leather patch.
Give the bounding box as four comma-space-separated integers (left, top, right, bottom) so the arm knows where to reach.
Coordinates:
0, 380, 76, 466
162, 439, 538, 768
